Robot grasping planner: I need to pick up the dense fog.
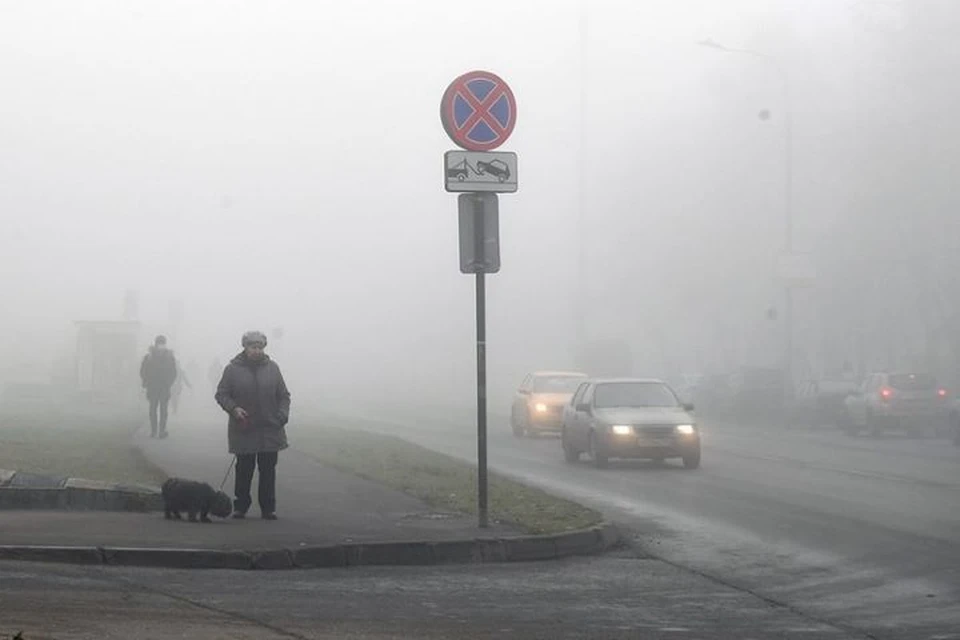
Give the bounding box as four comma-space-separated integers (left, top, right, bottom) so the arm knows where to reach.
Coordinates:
2, 0, 957, 411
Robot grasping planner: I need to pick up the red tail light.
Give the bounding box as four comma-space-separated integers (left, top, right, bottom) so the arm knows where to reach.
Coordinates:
880, 388, 893, 400
939, 389, 948, 398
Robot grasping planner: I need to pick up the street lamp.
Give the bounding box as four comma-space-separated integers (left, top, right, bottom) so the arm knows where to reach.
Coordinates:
575, 1, 589, 357
699, 38, 796, 424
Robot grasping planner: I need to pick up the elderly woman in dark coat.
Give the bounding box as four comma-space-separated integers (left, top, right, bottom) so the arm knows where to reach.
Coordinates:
215, 330, 291, 520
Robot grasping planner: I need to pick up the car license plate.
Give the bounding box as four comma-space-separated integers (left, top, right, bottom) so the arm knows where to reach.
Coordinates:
642, 437, 672, 447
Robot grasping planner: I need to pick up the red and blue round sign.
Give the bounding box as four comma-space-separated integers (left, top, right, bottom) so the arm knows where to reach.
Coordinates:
440, 70, 517, 152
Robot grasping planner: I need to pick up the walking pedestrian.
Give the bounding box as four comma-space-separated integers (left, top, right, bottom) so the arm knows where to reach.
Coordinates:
140, 335, 178, 438
214, 330, 291, 520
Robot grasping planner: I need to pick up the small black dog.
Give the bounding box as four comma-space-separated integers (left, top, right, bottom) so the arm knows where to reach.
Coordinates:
161, 477, 233, 523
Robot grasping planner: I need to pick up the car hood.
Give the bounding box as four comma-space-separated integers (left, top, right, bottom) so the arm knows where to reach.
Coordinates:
594, 407, 693, 425
529, 393, 572, 406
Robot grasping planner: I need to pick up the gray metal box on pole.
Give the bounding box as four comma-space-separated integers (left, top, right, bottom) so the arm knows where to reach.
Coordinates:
458, 193, 500, 274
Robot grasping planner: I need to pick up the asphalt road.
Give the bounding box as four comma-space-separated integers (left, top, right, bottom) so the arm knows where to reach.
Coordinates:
4, 406, 960, 639
327, 406, 960, 640
0, 554, 859, 640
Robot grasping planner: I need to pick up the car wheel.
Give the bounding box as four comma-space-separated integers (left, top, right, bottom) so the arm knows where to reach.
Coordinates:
562, 430, 580, 463
589, 431, 608, 469
682, 450, 701, 470
457, 173, 466, 181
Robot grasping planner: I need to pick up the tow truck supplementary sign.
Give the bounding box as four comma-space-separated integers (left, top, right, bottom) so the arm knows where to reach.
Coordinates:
444, 150, 518, 193
440, 71, 517, 152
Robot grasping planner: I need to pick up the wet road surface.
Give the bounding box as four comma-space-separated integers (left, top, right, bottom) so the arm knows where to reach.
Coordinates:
0, 554, 862, 640
328, 406, 960, 639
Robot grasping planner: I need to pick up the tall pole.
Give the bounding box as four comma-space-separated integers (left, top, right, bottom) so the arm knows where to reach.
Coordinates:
781, 66, 795, 426
575, 0, 588, 355
476, 271, 488, 528
473, 195, 489, 529
700, 39, 795, 423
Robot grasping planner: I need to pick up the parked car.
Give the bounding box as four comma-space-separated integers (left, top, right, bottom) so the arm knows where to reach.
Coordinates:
510, 371, 588, 437
560, 378, 700, 469
790, 378, 860, 428
725, 367, 786, 423
841, 371, 950, 437
476, 159, 510, 182
689, 373, 732, 417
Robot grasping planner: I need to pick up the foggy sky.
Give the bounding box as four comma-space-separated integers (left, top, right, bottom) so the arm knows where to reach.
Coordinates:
0, 0, 889, 402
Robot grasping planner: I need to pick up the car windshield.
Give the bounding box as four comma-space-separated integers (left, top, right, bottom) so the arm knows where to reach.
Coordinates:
533, 376, 585, 393
593, 382, 679, 408
889, 373, 937, 391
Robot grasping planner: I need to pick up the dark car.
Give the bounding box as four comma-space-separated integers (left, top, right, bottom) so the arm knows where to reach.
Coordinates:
476, 159, 510, 182
560, 378, 700, 469
724, 367, 786, 423
790, 378, 860, 428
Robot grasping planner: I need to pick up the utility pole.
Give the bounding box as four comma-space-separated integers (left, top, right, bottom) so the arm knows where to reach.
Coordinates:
574, 1, 588, 357
699, 39, 796, 423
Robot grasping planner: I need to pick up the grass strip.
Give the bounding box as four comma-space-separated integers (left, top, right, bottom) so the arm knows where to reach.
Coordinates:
295, 426, 602, 535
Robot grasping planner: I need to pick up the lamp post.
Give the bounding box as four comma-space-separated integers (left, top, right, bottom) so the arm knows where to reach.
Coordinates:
574, 1, 589, 358
699, 38, 796, 423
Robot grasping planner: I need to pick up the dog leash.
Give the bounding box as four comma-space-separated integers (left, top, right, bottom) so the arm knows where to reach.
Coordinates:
218, 455, 236, 492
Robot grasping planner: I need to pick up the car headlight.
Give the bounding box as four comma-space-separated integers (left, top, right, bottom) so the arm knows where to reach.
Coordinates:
675, 424, 696, 435
611, 425, 634, 435
534, 403, 548, 413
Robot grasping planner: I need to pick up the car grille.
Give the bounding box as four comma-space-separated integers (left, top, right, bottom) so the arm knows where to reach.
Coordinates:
637, 425, 676, 436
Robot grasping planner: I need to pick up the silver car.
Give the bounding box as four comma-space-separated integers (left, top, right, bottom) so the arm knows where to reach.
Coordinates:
561, 378, 701, 469
842, 372, 950, 437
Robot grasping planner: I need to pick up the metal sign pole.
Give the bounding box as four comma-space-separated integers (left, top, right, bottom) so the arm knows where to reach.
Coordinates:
441, 70, 517, 531
473, 196, 489, 529
476, 269, 488, 528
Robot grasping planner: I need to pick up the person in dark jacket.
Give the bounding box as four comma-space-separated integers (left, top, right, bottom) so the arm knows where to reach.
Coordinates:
214, 330, 291, 520
140, 335, 178, 438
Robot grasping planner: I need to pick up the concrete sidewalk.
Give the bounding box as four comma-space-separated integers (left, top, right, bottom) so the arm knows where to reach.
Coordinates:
0, 420, 520, 550
133, 420, 521, 546
0, 419, 620, 569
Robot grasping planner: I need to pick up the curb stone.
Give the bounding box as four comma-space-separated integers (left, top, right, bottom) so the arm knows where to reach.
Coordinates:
0, 469, 162, 512
0, 545, 104, 565
252, 549, 294, 570
292, 545, 348, 568
102, 547, 253, 570
0, 522, 621, 571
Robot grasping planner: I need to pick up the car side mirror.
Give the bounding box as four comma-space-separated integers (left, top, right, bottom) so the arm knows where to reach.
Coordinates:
576, 403, 591, 413
683, 402, 695, 412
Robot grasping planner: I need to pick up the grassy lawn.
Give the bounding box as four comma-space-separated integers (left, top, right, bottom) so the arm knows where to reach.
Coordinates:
295, 426, 602, 535
0, 409, 166, 487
